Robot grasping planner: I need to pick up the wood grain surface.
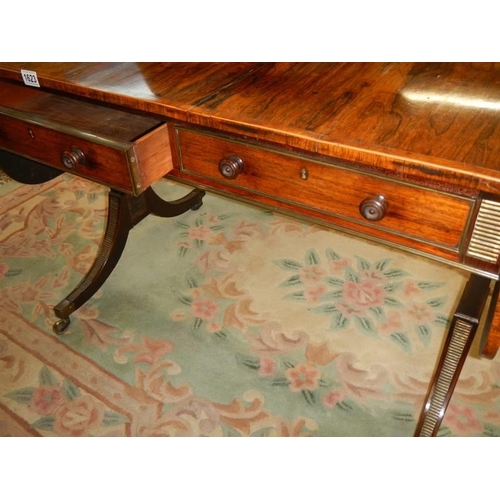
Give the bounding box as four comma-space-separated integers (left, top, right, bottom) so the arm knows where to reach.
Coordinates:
2, 62, 500, 358
0, 62, 265, 121
174, 126, 473, 253
1, 62, 499, 194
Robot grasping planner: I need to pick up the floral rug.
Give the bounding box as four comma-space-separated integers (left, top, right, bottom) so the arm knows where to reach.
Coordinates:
1, 172, 500, 437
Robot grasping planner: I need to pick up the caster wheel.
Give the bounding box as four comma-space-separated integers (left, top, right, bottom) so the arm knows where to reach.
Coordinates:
191, 201, 203, 211
53, 318, 70, 335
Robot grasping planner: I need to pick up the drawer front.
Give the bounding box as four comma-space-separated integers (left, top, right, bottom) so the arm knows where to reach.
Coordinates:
175, 128, 474, 252
0, 112, 171, 196
0, 113, 132, 192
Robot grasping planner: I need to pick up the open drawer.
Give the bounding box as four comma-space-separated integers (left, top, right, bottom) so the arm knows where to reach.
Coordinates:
0, 80, 172, 195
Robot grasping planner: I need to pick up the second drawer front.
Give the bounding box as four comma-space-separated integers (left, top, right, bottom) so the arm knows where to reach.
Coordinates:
175, 128, 473, 252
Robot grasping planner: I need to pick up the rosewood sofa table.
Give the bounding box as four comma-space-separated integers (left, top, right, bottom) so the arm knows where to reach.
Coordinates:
1, 62, 499, 437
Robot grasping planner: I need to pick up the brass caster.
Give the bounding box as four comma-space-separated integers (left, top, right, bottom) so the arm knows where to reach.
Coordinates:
191, 200, 203, 211
53, 318, 71, 335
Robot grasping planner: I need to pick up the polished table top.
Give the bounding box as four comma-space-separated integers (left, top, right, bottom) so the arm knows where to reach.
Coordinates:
1, 62, 499, 196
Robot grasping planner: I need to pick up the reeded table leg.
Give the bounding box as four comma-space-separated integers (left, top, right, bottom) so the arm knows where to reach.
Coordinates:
53, 186, 205, 334
414, 274, 490, 437
479, 280, 500, 360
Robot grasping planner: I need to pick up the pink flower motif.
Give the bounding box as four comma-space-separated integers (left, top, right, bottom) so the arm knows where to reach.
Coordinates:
299, 265, 326, 284
191, 299, 219, 320
379, 310, 403, 336
53, 395, 105, 437
286, 363, 321, 392
188, 225, 213, 240
442, 403, 483, 436
408, 303, 433, 322
329, 258, 351, 274
336, 302, 362, 318
322, 390, 344, 408
340, 280, 386, 314
29, 386, 64, 415
304, 284, 327, 304
258, 356, 277, 377
403, 281, 420, 296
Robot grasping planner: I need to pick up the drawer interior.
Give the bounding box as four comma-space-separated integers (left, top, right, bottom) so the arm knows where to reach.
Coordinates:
0, 80, 161, 143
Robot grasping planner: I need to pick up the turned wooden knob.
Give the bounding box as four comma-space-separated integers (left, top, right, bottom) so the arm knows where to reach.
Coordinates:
219, 155, 244, 179
359, 195, 387, 221
61, 147, 85, 170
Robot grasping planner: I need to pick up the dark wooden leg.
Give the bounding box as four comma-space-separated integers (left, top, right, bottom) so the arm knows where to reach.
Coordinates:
53, 190, 132, 333
53, 185, 205, 334
414, 274, 491, 437
479, 279, 500, 360
145, 185, 205, 216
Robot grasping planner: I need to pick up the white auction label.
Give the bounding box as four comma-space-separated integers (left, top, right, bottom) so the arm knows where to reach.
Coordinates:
21, 69, 40, 87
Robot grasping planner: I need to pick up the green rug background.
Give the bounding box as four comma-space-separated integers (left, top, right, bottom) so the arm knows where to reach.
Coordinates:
1, 171, 500, 436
